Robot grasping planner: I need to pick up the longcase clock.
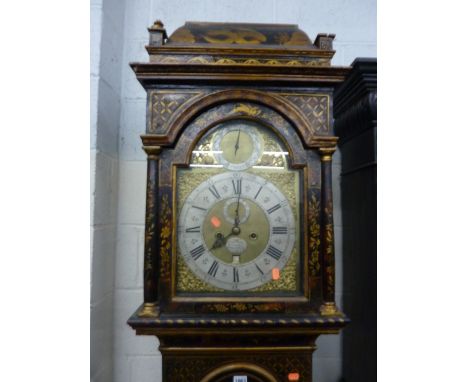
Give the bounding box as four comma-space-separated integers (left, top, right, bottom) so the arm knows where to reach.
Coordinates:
127, 20, 351, 382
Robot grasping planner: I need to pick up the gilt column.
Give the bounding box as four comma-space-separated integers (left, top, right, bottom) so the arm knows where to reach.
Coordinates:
319, 147, 339, 315
138, 146, 161, 317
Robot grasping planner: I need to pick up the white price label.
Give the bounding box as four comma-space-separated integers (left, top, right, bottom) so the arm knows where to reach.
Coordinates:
233, 376, 248, 382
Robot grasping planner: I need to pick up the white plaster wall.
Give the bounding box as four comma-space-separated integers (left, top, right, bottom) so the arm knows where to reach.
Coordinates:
91, 1, 375, 381
91, 0, 126, 381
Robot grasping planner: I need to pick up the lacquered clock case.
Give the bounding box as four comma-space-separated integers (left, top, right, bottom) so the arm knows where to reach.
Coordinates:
127, 21, 350, 382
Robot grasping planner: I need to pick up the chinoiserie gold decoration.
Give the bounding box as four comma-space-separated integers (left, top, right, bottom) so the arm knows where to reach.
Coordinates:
190, 102, 290, 140
274, 32, 291, 45
231, 103, 261, 117
283, 31, 311, 46
202, 28, 267, 45
170, 27, 196, 43
149, 90, 203, 133
159, 193, 171, 279
143, 162, 157, 275
324, 198, 335, 297
138, 302, 159, 317
308, 193, 321, 276
205, 302, 283, 313
150, 54, 330, 67
216, 58, 238, 64
280, 93, 330, 133
187, 56, 211, 64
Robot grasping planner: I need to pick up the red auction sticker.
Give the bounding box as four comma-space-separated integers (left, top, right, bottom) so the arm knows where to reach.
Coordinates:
272, 267, 280, 280
288, 372, 300, 381
210, 216, 221, 228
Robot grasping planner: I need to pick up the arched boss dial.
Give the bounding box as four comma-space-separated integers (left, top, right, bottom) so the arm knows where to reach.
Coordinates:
212, 122, 263, 171
178, 172, 296, 291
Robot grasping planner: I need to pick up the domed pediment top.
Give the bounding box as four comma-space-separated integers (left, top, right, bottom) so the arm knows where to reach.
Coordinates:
168, 21, 320, 48
142, 20, 343, 72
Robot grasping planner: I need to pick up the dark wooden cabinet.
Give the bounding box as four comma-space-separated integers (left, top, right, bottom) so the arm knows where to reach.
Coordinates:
127, 20, 352, 382
334, 58, 377, 382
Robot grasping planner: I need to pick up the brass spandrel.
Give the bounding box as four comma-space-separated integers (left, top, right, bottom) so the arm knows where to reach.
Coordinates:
249, 248, 297, 292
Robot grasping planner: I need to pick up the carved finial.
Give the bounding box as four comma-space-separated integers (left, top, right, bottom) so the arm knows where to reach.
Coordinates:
153, 20, 164, 28
148, 20, 167, 46
314, 33, 335, 50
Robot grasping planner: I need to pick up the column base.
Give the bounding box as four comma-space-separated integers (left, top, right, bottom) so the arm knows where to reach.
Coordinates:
319, 302, 342, 316
138, 302, 160, 318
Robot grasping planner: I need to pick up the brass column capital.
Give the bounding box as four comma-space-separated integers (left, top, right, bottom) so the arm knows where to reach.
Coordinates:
143, 145, 162, 159
318, 147, 336, 162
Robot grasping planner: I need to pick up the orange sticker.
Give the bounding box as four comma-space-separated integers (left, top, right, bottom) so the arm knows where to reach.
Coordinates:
210, 216, 221, 228
272, 267, 280, 280
288, 372, 300, 381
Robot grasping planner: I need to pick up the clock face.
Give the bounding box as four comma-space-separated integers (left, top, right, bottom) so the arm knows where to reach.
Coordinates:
212, 123, 263, 171
177, 119, 302, 293
178, 172, 296, 291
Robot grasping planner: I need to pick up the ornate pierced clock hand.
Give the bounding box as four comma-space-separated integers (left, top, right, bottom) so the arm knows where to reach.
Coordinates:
209, 233, 227, 251
209, 229, 239, 251
211, 195, 243, 252
209, 237, 224, 250
234, 128, 241, 156
233, 192, 241, 232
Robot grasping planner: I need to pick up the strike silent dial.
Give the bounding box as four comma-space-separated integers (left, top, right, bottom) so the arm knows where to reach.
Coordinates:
212, 123, 263, 171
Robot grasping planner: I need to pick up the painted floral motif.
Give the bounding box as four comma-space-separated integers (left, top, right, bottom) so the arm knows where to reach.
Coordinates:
205, 302, 283, 313
323, 199, 335, 296
144, 177, 156, 273
308, 193, 321, 277
159, 193, 171, 279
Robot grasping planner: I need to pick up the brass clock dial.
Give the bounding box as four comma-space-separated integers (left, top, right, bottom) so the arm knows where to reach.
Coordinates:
178, 118, 301, 293
212, 121, 263, 171
178, 171, 296, 291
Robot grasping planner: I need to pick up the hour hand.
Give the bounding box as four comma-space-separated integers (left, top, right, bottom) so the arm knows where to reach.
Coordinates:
209, 233, 226, 251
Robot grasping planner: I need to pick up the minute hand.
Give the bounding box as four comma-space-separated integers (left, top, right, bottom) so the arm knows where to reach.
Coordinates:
234, 191, 241, 227
234, 128, 241, 156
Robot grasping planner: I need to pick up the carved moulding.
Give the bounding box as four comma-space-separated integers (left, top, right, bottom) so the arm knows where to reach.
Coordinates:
141, 89, 338, 149
149, 54, 331, 67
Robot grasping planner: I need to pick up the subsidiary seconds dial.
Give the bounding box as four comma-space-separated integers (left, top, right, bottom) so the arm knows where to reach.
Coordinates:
178, 172, 296, 291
